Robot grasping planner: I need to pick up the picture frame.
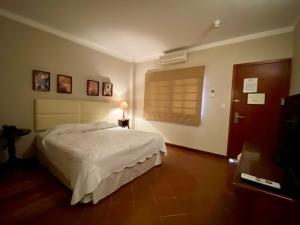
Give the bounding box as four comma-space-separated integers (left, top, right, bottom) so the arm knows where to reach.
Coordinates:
57, 74, 72, 94
32, 70, 50, 91
87, 80, 99, 96
102, 82, 113, 97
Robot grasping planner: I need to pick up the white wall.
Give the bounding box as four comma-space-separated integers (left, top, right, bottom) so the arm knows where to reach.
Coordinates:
134, 33, 293, 156
0, 16, 131, 160
291, 19, 300, 95
0, 14, 296, 160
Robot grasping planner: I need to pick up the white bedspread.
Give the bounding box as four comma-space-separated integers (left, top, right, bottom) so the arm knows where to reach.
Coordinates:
39, 122, 166, 205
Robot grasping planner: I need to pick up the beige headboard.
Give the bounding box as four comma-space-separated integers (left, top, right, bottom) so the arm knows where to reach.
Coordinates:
35, 99, 116, 131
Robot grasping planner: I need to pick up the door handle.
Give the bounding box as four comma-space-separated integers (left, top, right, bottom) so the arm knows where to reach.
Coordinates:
234, 112, 244, 124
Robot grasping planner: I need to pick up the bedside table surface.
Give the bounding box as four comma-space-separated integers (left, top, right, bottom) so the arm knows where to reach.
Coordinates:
118, 119, 130, 129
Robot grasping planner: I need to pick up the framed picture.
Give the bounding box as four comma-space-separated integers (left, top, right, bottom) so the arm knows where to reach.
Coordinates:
32, 70, 50, 91
102, 82, 113, 96
87, 80, 99, 96
57, 74, 72, 94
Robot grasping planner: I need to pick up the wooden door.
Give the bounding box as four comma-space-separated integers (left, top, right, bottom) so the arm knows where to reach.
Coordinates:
227, 59, 291, 159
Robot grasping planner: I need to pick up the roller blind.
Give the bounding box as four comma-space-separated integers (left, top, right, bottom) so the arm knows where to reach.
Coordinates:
144, 66, 205, 126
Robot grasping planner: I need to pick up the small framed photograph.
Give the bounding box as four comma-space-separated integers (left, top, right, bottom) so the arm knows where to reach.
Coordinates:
87, 80, 99, 96
32, 70, 50, 91
57, 75, 72, 94
102, 82, 113, 96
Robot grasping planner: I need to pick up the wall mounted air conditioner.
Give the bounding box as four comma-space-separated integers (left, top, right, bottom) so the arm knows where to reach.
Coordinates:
159, 50, 187, 65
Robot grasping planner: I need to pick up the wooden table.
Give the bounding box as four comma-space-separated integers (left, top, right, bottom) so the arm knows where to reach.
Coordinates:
232, 143, 300, 225
118, 119, 130, 129
0, 127, 31, 169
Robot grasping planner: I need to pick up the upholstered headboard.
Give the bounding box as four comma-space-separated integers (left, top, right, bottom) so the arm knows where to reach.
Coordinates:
34, 99, 116, 131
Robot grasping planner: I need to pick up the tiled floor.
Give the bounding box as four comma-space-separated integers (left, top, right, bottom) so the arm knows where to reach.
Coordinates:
0, 146, 237, 225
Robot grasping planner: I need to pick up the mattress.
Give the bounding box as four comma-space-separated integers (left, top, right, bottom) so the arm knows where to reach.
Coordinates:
36, 145, 162, 204
35, 122, 166, 204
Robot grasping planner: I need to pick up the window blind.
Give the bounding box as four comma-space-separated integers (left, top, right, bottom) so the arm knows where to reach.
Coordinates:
144, 66, 205, 126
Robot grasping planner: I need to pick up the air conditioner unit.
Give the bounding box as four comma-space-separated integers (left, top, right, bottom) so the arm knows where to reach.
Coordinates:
159, 50, 187, 65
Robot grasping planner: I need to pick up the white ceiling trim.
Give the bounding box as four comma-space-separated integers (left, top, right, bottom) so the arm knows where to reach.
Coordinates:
189, 26, 294, 53
0, 8, 133, 62
134, 53, 163, 63
135, 26, 294, 63
0, 8, 294, 64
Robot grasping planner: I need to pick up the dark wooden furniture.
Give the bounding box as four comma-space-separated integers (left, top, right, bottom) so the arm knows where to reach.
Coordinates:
118, 119, 130, 129
233, 143, 300, 225
0, 126, 31, 169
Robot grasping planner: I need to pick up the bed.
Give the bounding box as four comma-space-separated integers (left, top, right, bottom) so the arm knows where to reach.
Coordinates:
34, 99, 167, 205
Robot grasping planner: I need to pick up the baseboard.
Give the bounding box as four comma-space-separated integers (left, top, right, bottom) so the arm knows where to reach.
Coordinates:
165, 142, 228, 159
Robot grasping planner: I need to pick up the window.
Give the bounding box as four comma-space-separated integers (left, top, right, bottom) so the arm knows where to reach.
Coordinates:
144, 66, 205, 126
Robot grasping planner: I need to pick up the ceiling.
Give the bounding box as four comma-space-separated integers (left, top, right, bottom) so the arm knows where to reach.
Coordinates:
0, 0, 300, 61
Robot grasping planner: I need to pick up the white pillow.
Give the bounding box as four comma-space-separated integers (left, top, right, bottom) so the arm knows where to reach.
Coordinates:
51, 123, 78, 134
90, 121, 117, 129
47, 123, 90, 136
46, 122, 117, 137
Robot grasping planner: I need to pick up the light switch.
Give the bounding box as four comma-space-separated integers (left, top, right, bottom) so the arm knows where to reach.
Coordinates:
220, 103, 226, 108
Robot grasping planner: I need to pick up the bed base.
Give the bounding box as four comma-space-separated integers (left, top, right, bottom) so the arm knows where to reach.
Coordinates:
36, 150, 162, 204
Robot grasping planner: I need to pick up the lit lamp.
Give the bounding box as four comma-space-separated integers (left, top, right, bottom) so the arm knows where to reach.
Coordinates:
120, 101, 128, 120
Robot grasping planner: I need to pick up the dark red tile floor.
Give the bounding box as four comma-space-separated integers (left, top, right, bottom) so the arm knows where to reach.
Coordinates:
0, 146, 237, 225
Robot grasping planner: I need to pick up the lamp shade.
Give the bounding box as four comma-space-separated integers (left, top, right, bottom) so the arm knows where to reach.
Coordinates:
120, 101, 128, 109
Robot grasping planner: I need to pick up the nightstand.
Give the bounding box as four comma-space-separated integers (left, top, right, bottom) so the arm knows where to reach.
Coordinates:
118, 119, 130, 129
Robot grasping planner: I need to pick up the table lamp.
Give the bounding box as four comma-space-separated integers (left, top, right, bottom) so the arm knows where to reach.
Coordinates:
120, 101, 128, 120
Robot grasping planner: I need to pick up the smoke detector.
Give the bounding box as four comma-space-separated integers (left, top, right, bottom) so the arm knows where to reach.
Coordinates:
214, 20, 221, 28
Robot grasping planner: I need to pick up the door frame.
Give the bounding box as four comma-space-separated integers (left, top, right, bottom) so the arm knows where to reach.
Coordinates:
227, 58, 291, 158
